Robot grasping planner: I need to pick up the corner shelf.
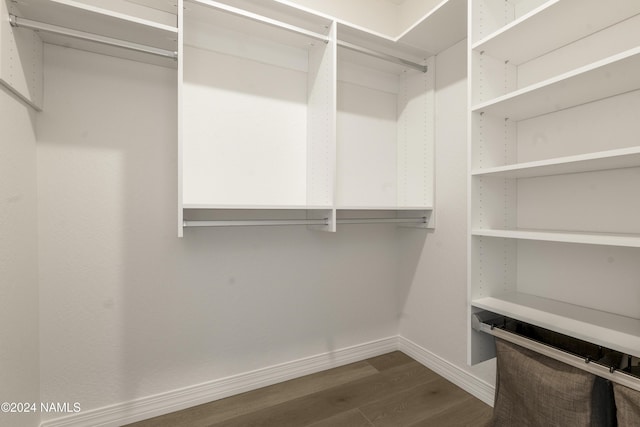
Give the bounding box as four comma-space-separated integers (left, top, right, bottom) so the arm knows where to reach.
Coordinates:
471, 146, 640, 178
397, 0, 467, 55
472, 228, 640, 248
472, 0, 640, 65
472, 293, 640, 358
471, 46, 640, 120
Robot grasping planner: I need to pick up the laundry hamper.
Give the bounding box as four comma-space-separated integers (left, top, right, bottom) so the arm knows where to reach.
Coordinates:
613, 383, 640, 427
491, 338, 618, 427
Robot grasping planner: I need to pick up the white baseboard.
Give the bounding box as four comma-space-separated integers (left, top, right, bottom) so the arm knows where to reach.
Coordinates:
40, 335, 494, 427
39, 337, 399, 427
397, 336, 495, 407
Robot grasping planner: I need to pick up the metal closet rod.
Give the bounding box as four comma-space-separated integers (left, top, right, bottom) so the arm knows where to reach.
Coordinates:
183, 217, 427, 227
9, 15, 178, 60
472, 314, 640, 393
337, 40, 427, 73
189, 0, 428, 73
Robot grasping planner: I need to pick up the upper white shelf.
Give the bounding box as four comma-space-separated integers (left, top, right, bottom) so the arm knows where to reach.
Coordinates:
183, 204, 332, 210
336, 206, 432, 211
14, 0, 178, 50
472, 47, 640, 121
397, 0, 467, 55
472, 292, 640, 357
472, 0, 640, 65
472, 146, 640, 178
336, 22, 428, 68
184, 205, 433, 211
123, 0, 178, 16
472, 228, 640, 248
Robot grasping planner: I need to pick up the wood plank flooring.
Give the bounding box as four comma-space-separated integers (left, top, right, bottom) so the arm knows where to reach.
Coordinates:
125, 351, 493, 427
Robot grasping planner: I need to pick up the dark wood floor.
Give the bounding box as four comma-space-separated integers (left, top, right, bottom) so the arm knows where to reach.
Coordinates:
126, 351, 493, 426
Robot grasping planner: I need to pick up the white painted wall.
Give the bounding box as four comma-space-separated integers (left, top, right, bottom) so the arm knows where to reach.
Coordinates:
398, 39, 496, 385
37, 45, 403, 420
0, 87, 39, 426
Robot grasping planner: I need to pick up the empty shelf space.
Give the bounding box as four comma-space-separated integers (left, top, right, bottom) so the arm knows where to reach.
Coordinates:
13, 0, 178, 50
397, 0, 467, 55
471, 47, 640, 121
472, 228, 640, 248
471, 146, 640, 178
472, 0, 640, 65
472, 292, 640, 357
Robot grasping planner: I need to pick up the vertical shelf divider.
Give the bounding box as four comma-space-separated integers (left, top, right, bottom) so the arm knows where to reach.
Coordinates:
306, 20, 337, 231
177, 0, 185, 237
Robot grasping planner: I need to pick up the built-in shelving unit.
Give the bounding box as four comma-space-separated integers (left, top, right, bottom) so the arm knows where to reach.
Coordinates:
468, 0, 640, 364
5, 0, 456, 236
178, 0, 462, 235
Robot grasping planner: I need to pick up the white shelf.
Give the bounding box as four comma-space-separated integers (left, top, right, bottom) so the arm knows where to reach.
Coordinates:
472, 146, 640, 178
472, 47, 640, 121
183, 205, 332, 210
472, 293, 640, 357
184, 205, 432, 211
472, 0, 640, 65
336, 206, 432, 211
468, 0, 640, 367
472, 228, 640, 248
397, 0, 466, 55
14, 0, 178, 50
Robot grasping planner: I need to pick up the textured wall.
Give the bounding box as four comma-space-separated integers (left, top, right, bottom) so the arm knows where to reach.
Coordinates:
0, 87, 39, 426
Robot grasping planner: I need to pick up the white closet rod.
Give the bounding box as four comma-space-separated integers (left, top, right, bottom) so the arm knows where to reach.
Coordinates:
473, 315, 640, 393
9, 15, 178, 60
183, 217, 427, 227
188, 0, 427, 73
338, 217, 427, 225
